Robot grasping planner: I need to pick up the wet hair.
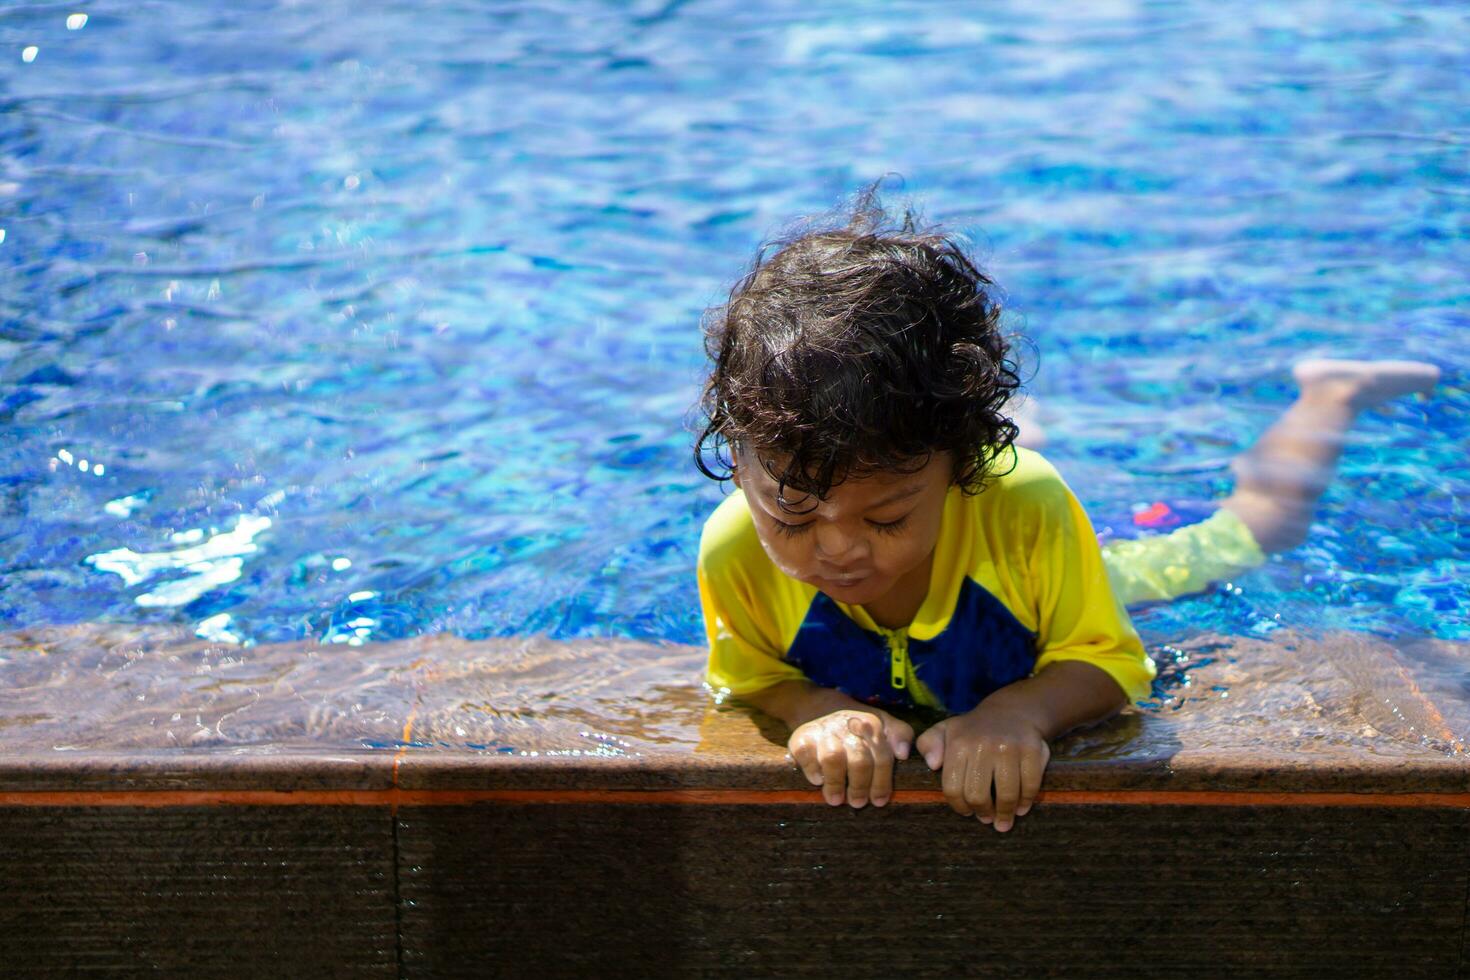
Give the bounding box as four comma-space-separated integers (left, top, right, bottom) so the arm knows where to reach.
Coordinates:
695, 187, 1021, 508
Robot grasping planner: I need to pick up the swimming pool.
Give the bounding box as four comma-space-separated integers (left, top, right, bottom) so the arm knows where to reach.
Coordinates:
2, 0, 1467, 686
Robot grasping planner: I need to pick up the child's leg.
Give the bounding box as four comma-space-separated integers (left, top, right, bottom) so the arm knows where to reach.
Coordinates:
1220, 359, 1440, 553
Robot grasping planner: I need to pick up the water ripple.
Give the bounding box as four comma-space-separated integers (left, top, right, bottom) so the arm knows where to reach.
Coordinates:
0, 0, 1464, 655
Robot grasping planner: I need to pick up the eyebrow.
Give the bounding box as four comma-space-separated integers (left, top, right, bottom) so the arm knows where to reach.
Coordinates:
868, 484, 927, 509
760, 482, 926, 514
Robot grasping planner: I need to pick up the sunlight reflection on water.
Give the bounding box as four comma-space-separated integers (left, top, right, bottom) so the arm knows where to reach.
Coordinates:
0, 0, 1464, 660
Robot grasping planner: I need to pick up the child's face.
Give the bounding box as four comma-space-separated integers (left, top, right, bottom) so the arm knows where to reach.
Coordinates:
733, 449, 952, 609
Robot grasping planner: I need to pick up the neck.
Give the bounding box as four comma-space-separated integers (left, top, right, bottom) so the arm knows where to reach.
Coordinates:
861, 548, 935, 630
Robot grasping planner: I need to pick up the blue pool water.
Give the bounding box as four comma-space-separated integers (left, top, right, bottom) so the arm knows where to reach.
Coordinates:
2, 0, 1467, 669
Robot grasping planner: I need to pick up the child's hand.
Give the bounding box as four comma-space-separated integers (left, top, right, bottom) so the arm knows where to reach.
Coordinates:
788, 708, 913, 808
915, 706, 1050, 832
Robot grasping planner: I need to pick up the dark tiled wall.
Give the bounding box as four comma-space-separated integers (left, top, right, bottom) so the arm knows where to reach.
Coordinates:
0, 806, 397, 974
3, 803, 1467, 978
397, 803, 1470, 979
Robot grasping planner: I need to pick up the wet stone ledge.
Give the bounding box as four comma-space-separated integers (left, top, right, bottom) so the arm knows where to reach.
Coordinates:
0, 622, 1466, 797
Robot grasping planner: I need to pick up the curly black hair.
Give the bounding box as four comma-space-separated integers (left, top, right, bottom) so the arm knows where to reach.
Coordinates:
694, 189, 1022, 507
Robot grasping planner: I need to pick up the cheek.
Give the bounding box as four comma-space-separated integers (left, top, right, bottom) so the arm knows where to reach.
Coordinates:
872, 536, 923, 573
879, 519, 943, 573
754, 528, 809, 576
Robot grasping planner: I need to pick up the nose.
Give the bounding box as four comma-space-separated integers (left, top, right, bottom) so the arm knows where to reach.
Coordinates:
813, 522, 861, 563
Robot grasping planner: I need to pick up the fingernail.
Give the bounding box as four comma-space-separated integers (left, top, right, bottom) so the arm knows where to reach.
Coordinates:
849, 796, 866, 809
979, 814, 992, 824
873, 795, 889, 807
826, 791, 843, 807
896, 742, 910, 760
996, 819, 1012, 832
1015, 803, 1030, 816
924, 752, 940, 770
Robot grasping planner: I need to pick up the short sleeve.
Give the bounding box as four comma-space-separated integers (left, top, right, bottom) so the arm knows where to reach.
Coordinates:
697, 498, 807, 698
1028, 481, 1157, 704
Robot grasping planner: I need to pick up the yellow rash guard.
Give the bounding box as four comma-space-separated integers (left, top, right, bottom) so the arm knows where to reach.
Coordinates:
697, 447, 1165, 713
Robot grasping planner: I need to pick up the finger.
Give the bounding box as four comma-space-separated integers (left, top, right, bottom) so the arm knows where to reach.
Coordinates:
869, 732, 896, 807
887, 718, 914, 761
966, 746, 995, 824
843, 731, 875, 808
1016, 741, 1049, 816
917, 722, 947, 771
790, 739, 824, 787
992, 747, 1020, 832
941, 742, 971, 816
818, 733, 847, 806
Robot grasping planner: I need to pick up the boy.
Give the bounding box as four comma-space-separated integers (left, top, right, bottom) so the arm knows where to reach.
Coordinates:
694, 196, 1439, 832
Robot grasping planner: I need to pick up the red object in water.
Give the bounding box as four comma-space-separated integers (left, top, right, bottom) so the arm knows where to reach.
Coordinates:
1133, 502, 1176, 528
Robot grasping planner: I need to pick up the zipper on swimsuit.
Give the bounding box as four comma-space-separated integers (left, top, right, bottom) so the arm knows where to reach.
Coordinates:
882, 628, 909, 691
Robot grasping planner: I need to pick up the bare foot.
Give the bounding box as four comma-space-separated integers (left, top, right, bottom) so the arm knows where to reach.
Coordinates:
1292, 358, 1440, 411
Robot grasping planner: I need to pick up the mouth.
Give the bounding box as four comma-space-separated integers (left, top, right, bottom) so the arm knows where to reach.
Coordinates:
815, 572, 871, 590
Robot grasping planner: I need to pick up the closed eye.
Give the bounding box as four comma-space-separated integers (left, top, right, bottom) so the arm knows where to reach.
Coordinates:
868, 515, 910, 535
772, 518, 813, 538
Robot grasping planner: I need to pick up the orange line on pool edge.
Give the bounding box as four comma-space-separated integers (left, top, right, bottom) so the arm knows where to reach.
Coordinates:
1, 788, 1467, 808
389, 707, 416, 815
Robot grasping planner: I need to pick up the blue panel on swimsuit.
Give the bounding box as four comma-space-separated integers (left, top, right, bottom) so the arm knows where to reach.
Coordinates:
910, 577, 1037, 713
786, 593, 916, 710
784, 578, 1038, 714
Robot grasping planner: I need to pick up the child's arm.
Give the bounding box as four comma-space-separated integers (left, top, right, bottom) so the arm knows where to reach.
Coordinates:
917, 467, 1154, 832
698, 515, 913, 810
915, 661, 1125, 830
742, 680, 914, 809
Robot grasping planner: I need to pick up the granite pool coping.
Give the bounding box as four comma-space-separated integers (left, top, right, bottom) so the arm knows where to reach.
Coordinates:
2, 623, 1467, 801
